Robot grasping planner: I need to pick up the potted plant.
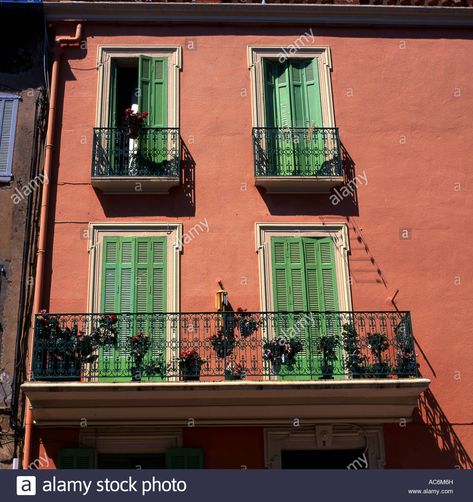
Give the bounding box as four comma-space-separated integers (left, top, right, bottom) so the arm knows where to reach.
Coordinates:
224, 362, 246, 381
209, 328, 236, 358
235, 308, 259, 338
129, 332, 150, 381
263, 336, 303, 374
124, 108, 148, 139
179, 349, 205, 381
342, 323, 367, 378
366, 332, 391, 378
316, 335, 340, 379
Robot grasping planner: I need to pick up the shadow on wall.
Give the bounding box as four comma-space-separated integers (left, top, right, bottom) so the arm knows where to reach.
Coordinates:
384, 389, 473, 469
259, 142, 360, 217
96, 139, 196, 217
416, 388, 473, 469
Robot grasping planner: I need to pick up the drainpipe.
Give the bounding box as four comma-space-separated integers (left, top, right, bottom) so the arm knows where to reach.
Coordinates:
22, 23, 83, 470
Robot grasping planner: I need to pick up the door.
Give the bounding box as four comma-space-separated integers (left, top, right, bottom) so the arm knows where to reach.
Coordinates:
270, 236, 343, 380
99, 236, 167, 382
263, 59, 324, 176
138, 56, 168, 172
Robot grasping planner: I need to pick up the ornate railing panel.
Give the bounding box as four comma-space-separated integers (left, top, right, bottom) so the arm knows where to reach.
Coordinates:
92, 127, 180, 178
32, 311, 418, 382
252, 127, 342, 177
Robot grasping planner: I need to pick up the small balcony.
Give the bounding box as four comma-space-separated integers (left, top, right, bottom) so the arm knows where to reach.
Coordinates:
252, 127, 344, 193
91, 127, 180, 194
23, 311, 429, 425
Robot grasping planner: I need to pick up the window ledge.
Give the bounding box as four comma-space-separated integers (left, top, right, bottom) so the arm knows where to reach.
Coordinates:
255, 175, 344, 194
91, 175, 180, 194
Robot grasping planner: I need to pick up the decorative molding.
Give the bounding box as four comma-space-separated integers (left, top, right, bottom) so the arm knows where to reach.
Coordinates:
44, 4, 473, 27
87, 222, 182, 314
79, 427, 182, 454
95, 45, 182, 128
264, 424, 385, 469
255, 222, 352, 313
248, 46, 335, 128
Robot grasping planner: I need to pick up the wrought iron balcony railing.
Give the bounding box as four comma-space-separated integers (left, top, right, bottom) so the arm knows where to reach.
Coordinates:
31, 311, 418, 382
252, 127, 342, 177
92, 127, 180, 178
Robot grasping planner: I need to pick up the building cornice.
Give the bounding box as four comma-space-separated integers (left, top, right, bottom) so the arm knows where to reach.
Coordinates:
44, 3, 473, 27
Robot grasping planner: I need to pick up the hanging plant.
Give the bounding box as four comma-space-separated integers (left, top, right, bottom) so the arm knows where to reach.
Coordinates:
209, 328, 236, 358
235, 308, 259, 338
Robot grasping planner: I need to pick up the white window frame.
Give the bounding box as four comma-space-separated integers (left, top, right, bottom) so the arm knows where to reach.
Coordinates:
247, 46, 335, 129
0, 93, 20, 182
264, 425, 385, 469
95, 46, 182, 128
87, 222, 182, 375
79, 427, 182, 455
255, 222, 352, 313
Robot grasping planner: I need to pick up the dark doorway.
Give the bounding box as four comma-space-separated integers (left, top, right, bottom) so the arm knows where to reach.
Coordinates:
97, 453, 166, 469
281, 448, 367, 469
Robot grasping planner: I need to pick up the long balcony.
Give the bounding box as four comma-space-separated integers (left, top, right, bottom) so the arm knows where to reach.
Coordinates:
252, 127, 344, 193
23, 311, 429, 425
91, 127, 180, 193
31, 311, 418, 382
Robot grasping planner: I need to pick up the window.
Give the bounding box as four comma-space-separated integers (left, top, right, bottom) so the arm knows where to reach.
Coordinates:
93, 47, 181, 189
0, 93, 19, 182
99, 236, 167, 381
57, 448, 95, 469
249, 47, 342, 191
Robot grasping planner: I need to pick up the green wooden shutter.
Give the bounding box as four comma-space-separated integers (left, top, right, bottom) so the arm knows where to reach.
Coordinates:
166, 448, 204, 469
58, 448, 95, 469
316, 237, 339, 312
100, 237, 167, 381
302, 238, 322, 311
138, 56, 168, 168
271, 238, 290, 312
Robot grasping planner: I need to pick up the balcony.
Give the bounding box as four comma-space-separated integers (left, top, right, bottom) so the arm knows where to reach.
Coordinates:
23, 312, 429, 425
252, 127, 344, 193
91, 127, 180, 194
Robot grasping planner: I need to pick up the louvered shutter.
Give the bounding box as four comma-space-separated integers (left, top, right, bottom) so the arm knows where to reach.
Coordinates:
0, 95, 19, 181
166, 448, 204, 469
57, 448, 95, 469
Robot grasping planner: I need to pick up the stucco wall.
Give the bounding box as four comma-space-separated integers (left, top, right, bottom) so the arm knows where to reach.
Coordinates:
43, 23, 473, 468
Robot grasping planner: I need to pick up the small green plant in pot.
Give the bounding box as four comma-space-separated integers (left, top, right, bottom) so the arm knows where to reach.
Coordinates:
316, 335, 340, 379
179, 349, 206, 381
366, 332, 391, 377
342, 323, 367, 378
129, 332, 150, 381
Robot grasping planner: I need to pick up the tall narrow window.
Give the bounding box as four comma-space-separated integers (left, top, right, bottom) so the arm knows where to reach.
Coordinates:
0, 93, 19, 182
262, 59, 328, 177
271, 236, 343, 379
99, 236, 167, 381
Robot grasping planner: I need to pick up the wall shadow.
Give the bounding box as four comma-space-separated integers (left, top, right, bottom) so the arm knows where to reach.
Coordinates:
415, 388, 473, 469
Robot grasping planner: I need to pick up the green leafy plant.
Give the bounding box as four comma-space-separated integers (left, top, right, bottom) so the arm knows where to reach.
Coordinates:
342, 323, 367, 378
316, 335, 340, 379
366, 332, 391, 377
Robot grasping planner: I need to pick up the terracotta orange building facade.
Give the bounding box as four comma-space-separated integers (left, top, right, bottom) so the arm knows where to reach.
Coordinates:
21, 2, 473, 470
